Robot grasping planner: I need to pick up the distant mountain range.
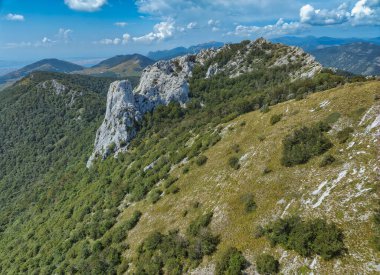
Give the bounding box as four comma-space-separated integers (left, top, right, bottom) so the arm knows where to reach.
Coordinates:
271, 36, 380, 51
76, 54, 154, 78
1, 37, 379, 88
311, 42, 380, 76
0, 58, 83, 85
148, 41, 224, 60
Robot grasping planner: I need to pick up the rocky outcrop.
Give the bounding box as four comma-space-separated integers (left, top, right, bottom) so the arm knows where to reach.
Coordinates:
87, 55, 196, 167
87, 39, 323, 167
87, 80, 138, 167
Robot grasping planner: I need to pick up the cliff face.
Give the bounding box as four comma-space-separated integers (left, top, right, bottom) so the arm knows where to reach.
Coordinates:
87, 39, 322, 166
87, 80, 138, 167
87, 55, 196, 167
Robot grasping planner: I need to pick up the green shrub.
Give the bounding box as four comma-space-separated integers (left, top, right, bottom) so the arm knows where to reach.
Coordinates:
228, 156, 240, 170
336, 127, 354, 143
281, 123, 332, 167
256, 254, 279, 274
320, 154, 336, 167
270, 114, 283, 125
264, 216, 344, 260
164, 176, 178, 189
149, 189, 162, 204
187, 212, 213, 237
135, 214, 218, 274
195, 155, 208, 166
182, 166, 190, 174
254, 225, 265, 239
167, 185, 180, 194
241, 194, 257, 213
215, 247, 247, 275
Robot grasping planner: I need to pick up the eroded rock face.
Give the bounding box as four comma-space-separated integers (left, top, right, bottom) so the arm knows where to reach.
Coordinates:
87, 80, 139, 167
87, 55, 197, 167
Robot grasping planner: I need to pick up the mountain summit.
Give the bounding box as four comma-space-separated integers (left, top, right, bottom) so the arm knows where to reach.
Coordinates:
0, 58, 83, 84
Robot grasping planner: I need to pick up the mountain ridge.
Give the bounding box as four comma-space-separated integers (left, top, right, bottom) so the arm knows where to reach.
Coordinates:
311, 42, 380, 76
0, 58, 84, 85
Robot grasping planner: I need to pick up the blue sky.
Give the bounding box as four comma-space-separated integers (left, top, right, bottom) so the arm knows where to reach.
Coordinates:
0, 0, 379, 62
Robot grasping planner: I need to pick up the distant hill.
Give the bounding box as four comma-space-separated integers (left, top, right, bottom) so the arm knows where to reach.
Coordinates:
311, 42, 380, 76
0, 58, 84, 84
148, 41, 224, 60
272, 36, 380, 51
77, 54, 154, 78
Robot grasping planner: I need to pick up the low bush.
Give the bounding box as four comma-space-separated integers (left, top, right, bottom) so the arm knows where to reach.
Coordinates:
241, 194, 257, 213
336, 127, 354, 143
270, 114, 283, 125
281, 122, 332, 167
256, 254, 279, 274
149, 189, 162, 204
134, 213, 219, 274
195, 155, 208, 166
263, 216, 344, 260
228, 156, 240, 170
215, 247, 248, 275
320, 154, 336, 167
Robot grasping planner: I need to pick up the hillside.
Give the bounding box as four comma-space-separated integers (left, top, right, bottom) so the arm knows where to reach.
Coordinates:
77, 54, 154, 78
0, 39, 378, 274
272, 36, 380, 51
311, 43, 380, 76
148, 42, 224, 60
0, 58, 84, 85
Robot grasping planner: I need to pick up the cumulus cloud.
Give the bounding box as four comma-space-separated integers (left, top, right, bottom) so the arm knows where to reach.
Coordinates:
133, 19, 175, 42
300, 3, 350, 25
300, 0, 380, 26
5, 13, 24, 21
351, 0, 380, 24
231, 18, 304, 37
64, 0, 107, 12
115, 22, 128, 27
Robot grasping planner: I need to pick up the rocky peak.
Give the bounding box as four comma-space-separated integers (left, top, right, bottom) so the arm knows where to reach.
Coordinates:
87, 39, 323, 167
87, 55, 197, 167
87, 80, 138, 167
37, 79, 66, 95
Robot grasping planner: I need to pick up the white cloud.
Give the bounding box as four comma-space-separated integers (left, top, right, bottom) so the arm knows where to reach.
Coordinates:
57, 28, 73, 43
5, 13, 24, 21
122, 33, 131, 44
187, 22, 198, 29
300, 1, 380, 26
231, 18, 304, 37
351, 0, 380, 24
133, 19, 175, 43
98, 38, 121, 45
64, 0, 107, 12
42, 37, 52, 44
115, 22, 128, 27
300, 3, 350, 25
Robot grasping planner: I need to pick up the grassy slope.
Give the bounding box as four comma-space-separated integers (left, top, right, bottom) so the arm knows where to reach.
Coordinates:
120, 81, 380, 273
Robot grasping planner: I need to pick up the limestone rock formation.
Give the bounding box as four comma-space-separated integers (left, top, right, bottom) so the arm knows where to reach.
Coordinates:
87, 80, 138, 167
87, 55, 196, 167
87, 38, 322, 167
